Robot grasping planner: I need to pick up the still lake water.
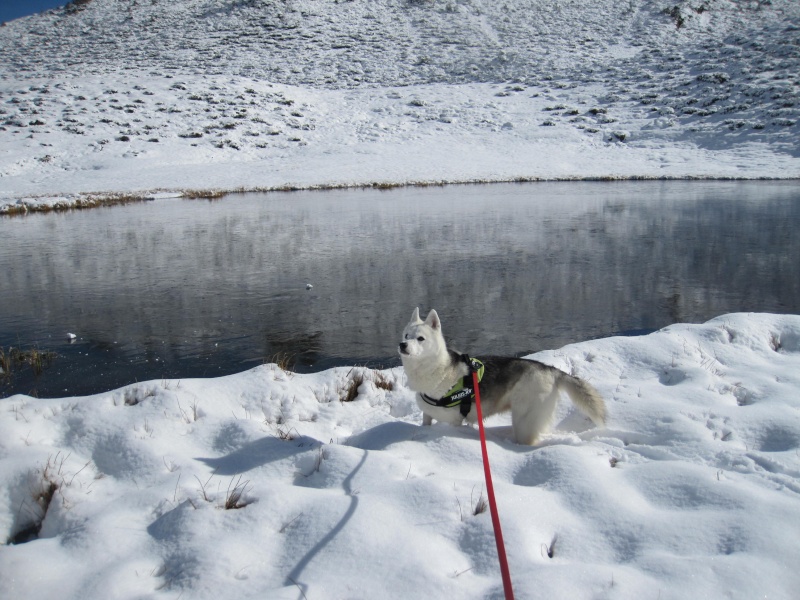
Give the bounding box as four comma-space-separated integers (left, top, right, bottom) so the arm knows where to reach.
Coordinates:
1, 180, 799, 398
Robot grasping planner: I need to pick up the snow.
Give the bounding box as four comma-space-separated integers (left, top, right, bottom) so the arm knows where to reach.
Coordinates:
1, 1, 799, 597
2, 313, 800, 599
1, 0, 799, 213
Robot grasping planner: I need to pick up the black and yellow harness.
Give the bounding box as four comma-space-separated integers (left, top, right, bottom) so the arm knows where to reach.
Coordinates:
421, 355, 485, 418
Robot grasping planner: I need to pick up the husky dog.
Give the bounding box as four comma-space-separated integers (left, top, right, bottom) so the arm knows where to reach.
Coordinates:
398, 308, 606, 445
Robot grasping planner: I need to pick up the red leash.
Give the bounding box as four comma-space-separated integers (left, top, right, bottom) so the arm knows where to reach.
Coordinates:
473, 371, 515, 600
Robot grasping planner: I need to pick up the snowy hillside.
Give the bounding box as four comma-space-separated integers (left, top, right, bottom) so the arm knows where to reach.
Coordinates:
2, 314, 800, 599
1, 0, 799, 212
2, 0, 797, 91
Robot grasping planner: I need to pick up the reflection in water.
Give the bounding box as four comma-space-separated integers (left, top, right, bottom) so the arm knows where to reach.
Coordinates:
1, 180, 798, 397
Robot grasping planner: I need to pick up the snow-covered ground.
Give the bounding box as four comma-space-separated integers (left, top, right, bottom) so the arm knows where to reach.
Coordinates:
1, 0, 799, 213
2, 313, 800, 599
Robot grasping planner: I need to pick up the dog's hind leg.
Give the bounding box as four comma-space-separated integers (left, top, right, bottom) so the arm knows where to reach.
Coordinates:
510, 388, 560, 445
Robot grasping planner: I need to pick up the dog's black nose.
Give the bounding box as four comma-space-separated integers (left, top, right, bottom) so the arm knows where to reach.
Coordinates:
399, 342, 408, 354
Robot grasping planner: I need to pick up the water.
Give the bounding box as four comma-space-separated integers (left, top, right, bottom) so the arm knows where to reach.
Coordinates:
1, 180, 798, 398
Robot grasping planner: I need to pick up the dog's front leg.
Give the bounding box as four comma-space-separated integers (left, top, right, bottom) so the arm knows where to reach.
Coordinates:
422, 412, 433, 426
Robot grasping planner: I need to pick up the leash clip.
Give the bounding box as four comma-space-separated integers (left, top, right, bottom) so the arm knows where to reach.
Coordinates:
459, 354, 480, 418
461, 353, 481, 373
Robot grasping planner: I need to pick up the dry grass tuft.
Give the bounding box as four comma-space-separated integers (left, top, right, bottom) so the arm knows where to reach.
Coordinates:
8, 453, 74, 544
1, 193, 150, 217
266, 351, 296, 374
340, 369, 366, 402
339, 367, 394, 402
223, 476, 252, 510
371, 370, 394, 391
182, 189, 226, 200
472, 488, 488, 516
0, 347, 11, 381
273, 424, 299, 441
1, 345, 57, 378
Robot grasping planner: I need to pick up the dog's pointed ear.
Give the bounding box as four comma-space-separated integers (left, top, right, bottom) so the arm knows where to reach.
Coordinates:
424, 309, 441, 331
410, 307, 421, 323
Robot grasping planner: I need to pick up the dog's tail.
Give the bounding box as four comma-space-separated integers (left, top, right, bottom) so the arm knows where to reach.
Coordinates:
558, 373, 606, 426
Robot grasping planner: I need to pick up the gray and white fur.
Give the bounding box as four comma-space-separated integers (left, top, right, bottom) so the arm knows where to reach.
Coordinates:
399, 308, 606, 445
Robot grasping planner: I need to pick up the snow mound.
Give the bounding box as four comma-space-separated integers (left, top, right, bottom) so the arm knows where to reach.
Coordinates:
1, 313, 799, 599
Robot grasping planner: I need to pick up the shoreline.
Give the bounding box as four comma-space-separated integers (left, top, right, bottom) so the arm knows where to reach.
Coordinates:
4, 174, 799, 217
